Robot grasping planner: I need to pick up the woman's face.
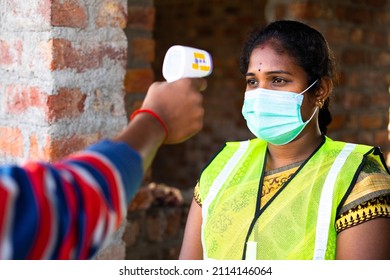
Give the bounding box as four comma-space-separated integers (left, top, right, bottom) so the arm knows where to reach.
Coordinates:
245, 43, 317, 121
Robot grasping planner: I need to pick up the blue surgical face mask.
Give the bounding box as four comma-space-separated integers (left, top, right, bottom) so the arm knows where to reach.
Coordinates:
242, 80, 318, 145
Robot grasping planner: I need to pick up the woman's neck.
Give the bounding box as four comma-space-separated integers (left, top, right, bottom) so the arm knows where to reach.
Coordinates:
266, 132, 323, 171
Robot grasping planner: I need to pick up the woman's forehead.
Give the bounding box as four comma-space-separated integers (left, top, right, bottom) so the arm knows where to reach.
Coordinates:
248, 44, 297, 71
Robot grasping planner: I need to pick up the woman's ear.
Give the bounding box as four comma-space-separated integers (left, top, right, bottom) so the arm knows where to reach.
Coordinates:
316, 77, 332, 101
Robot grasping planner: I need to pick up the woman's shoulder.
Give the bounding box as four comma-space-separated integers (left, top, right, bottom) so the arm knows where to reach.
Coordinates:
336, 155, 390, 233
344, 154, 390, 209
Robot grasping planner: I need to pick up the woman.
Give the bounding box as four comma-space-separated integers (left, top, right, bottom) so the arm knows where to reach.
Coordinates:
179, 20, 390, 260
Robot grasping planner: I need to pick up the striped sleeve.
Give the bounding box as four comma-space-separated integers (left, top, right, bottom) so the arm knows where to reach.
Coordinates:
0, 140, 143, 260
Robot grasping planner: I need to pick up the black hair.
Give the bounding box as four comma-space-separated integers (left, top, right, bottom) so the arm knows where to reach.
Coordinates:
239, 20, 335, 134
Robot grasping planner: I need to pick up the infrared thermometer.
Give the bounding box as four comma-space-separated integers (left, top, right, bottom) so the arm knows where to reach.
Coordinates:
162, 45, 213, 82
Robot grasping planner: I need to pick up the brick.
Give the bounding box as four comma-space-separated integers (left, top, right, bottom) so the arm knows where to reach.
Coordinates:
146, 210, 165, 242
0, 39, 22, 66
101, 44, 127, 67
343, 71, 376, 87
129, 38, 155, 63
343, 90, 365, 109
50, 39, 98, 72
289, 2, 330, 20
29, 134, 50, 161
49, 39, 73, 70
274, 4, 287, 19
36, 40, 54, 70
374, 51, 390, 67
374, 130, 389, 148
124, 68, 154, 93
96, 0, 127, 28
358, 112, 384, 129
386, 73, 390, 84
358, 71, 387, 88
45, 134, 100, 161
51, 0, 88, 28
349, 28, 364, 45
47, 88, 86, 122
365, 29, 386, 47
127, 6, 155, 30
359, 131, 375, 145
50, 39, 126, 72
369, 91, 390, 108
333, 131, 359, 144
336, 71, 347, 87
165, 209, 181, 237
345, 113, 359, 130
0, 127, 24, 158
327, 113, 346, 131
341, 49, 369, 66
123, 219, 141, 247
6, 85, 47, 114
128, 187, 154, 211
343, 6, 374, 24
377, 10, 390, 25
334, 5, 348, 22
325, 27, 350, 45
0, 40, 12, 65
5, 85, 86, 122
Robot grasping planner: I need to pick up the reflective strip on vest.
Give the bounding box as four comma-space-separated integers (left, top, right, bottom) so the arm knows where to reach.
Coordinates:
312, 143, 356, 260
201, 141, 250, 260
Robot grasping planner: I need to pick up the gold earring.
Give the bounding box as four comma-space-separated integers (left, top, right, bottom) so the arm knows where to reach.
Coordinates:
316, 99, 324, 109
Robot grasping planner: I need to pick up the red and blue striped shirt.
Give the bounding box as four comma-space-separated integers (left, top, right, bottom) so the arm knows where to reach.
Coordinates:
0, 140, 143, 259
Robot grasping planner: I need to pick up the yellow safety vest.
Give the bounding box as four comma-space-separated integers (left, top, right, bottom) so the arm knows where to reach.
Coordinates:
199, 136, 385, 260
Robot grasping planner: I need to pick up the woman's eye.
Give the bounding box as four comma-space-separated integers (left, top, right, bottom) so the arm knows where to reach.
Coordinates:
273, 77, 286, 84
246, 79, 258, 87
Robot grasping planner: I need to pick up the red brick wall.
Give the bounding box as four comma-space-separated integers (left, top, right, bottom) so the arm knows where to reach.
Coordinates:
124, 0, 156, 116
0, 0, 128, 164
0, 0, 129, 259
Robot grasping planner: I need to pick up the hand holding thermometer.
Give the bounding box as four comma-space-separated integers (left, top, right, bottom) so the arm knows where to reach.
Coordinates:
162, 45, 213, 82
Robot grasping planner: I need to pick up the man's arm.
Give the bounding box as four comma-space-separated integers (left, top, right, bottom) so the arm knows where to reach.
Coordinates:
0, 78, 206, 259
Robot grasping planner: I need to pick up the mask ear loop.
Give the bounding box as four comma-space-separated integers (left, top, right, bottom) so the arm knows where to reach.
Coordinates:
299, 79, 320, 123
299, 79, 319, 95
305, 106, 319, 124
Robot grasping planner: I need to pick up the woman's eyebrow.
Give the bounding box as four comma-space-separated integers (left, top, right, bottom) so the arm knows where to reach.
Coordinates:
245, 70, 293, 76
265, 70, 293, 75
